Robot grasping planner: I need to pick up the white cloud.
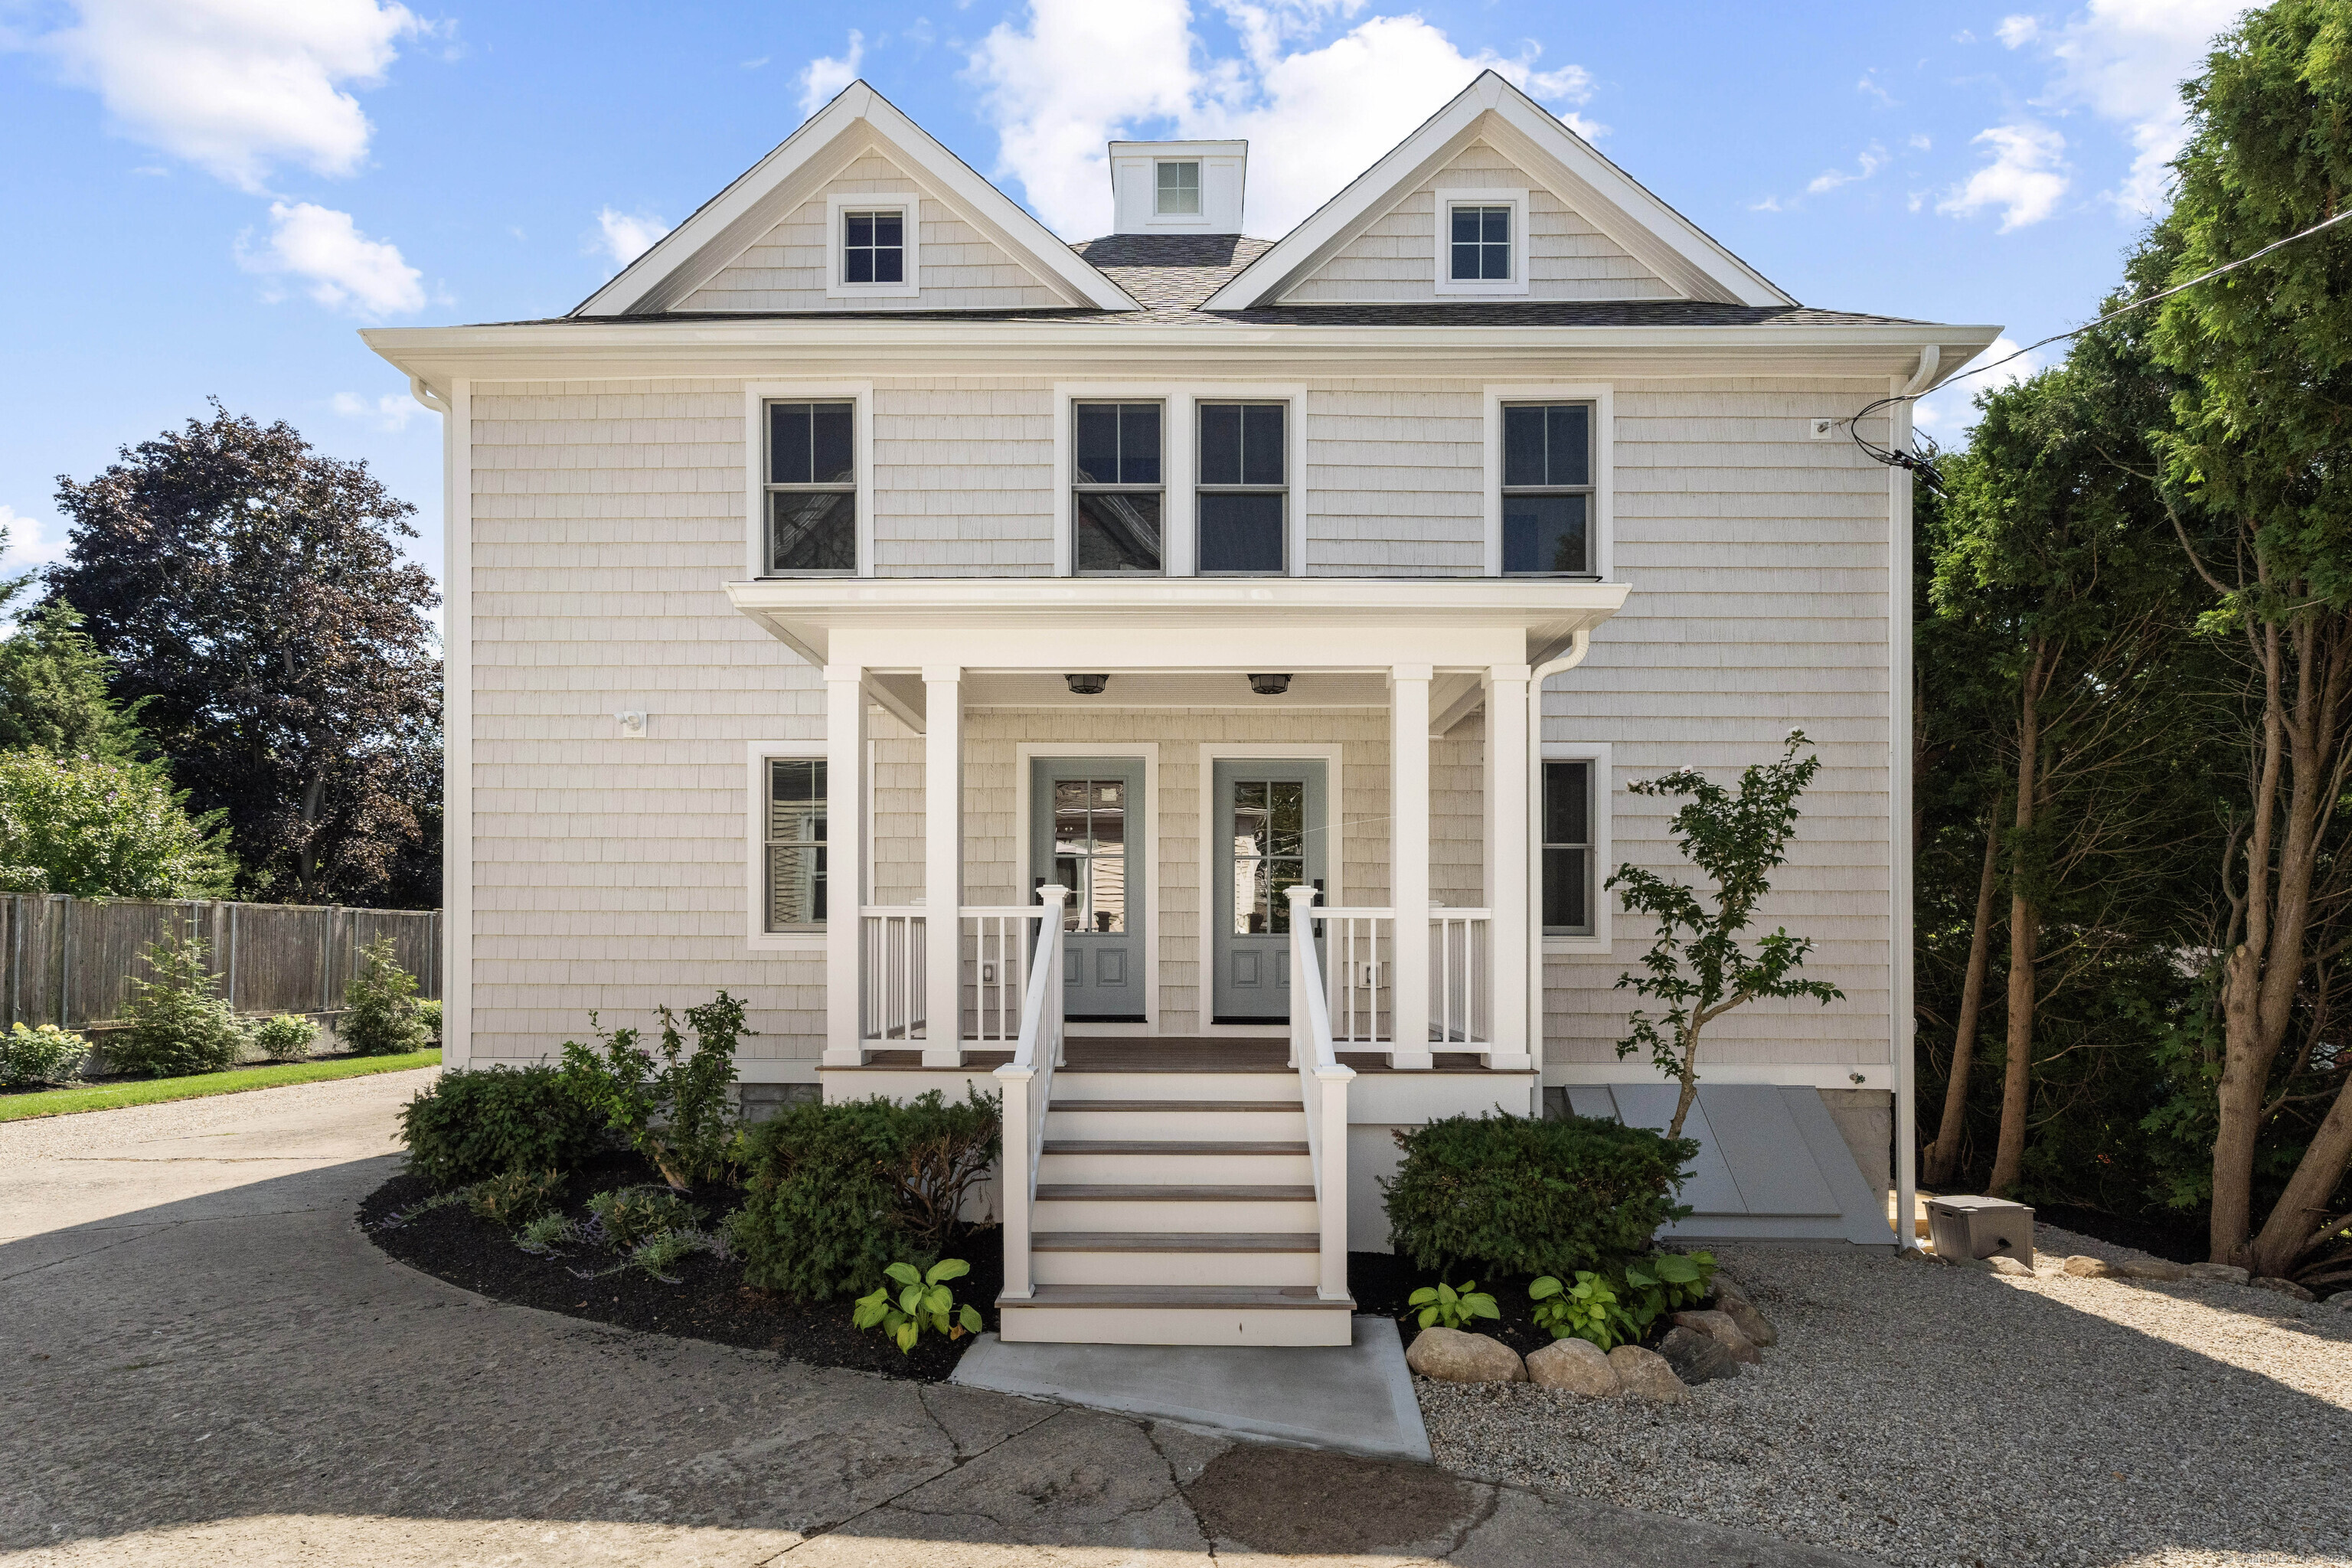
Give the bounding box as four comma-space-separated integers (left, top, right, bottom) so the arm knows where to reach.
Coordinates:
332, 390, 420, 432
595, 207, 671, 268
239, 200, 424, 315
37, 0, 420, 191
1939, 122, 2069, 230
967, 0, 1601, 238
1857, 71, 1896, 107
1807, 143, 1888, 194
0, 504, 69, 582
1997, 15, 2042, 47
799, 29, 865, 117
1908, 132, 1932, 151
1915, 335, 2050, 436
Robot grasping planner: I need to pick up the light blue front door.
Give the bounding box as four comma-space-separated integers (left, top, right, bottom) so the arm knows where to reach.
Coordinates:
1210, 758, 1328, 1024
1030, 756, 1148, 1022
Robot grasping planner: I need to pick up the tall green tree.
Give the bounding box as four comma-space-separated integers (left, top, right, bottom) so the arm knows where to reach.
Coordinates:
47, 402, 441, 907
0, 598, 148, 761
0, 750, 235, 898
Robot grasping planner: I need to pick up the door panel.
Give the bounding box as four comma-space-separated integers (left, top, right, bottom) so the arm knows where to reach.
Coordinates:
1211, 759, 1328, 1023
1031, 757, 1148, 1021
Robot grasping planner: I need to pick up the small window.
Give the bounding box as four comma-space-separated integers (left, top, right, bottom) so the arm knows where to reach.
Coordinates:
843, 210, 904, 285
1071, 401, 1164, 574
766, 759, 828, 929
1156, 161, 1202, 216
1501, 402, 1594, 576
1450, 204, 1511, 281
1542, 760, 1591, 935
1197, 402, 1285, 574
766, 400, 856, 574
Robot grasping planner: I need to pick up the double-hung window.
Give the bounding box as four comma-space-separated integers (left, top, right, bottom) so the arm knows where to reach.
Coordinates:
765, 400, 856, 573
1450, 204, 1511, 281
842, 210, 904, 285
766, 759, 828, 931
1541, 760, 1592, 936
1072, 401, 1164, 573
1197, 401, 1285, 573
1501, 402, 1595, 575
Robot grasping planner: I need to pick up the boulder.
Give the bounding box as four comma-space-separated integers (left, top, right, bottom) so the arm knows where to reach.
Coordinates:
1405, 1327, 1525, 1384
1657, 1325, 1741, 1385
1710, 1272, 1753, 1305
1988, 1254, 2034, 1276
2061, 1255, 2115, 1278
1606, 1344, 1690, 1403
2113, 1258, 2188, 1282
1526, 1337, 1621, 1396
2252, 1276, 2318, 1302
1716, 1294, 1778, 1347
1670, 1309, 1763, 1364
2186, 1262, 2251, 1285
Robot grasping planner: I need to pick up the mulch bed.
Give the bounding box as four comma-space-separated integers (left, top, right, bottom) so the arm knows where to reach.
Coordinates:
2029, 1200, 2207, 1265
1350, 1251, 1579, 1357
358, 1151, 1003, 1382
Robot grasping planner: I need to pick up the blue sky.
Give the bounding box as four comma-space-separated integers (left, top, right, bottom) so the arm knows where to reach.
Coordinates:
0, 0, 2252, 607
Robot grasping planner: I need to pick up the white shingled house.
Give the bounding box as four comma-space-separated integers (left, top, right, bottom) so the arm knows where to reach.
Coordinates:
366, 73, 1996, 1346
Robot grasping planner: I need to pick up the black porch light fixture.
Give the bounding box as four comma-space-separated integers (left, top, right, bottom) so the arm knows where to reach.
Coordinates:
1065, 673, 1110, 696
1248, 673, 1292, 696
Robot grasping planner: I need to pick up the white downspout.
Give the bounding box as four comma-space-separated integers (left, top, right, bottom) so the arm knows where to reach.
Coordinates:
1891, 345, 1939, 1250
1525, 629, 1593, 1117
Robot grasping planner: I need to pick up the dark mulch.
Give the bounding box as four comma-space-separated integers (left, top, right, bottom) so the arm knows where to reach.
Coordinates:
2031, 1200, 2208, 1265
1350, 1250, 1578, 1357
358, 1151, 1002, 1382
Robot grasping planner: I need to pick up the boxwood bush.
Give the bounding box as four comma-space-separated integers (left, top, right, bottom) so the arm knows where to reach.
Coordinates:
397, 1065, 606, 1187
1381, 1111, 1699, 1279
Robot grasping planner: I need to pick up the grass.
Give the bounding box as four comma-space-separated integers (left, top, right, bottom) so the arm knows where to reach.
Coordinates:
0, 1049, 441, 1122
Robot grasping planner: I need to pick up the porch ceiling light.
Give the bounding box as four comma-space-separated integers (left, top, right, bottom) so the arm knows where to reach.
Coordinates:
1065, 673, 1110, 695
1248, 673, 1292, 696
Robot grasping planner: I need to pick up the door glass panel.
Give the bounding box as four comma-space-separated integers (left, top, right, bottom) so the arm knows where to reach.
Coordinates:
1230, 778, 1305, 935
1050, 778, 1129, 935
1089, 855, 1125, 933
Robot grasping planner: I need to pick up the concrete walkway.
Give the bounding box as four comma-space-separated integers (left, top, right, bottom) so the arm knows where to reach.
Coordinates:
0, 1072, 1877, 1566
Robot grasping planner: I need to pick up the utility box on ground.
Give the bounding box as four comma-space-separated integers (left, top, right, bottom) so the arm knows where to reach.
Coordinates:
1926, 1195, 2035, 1265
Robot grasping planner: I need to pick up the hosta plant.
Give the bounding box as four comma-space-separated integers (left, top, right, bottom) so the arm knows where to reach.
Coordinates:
1408, 1279, 1499, 1331
854, 1259, 984, 1354
1530, 1271, 1636, 1350
1619, 1250, 1717, 1334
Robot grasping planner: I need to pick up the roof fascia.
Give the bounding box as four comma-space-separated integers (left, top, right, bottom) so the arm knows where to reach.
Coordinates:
1203, 71, 1792, 311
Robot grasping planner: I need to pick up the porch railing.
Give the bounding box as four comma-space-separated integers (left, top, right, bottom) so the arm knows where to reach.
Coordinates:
961, 905, 1047, 1045
857, 900, 1063, 1054
1430, 907, 1492, 1047
1313, 905, 1393, 1047
858, 907, 926, 1044
995, 884, 1070, 1302
1287, 887, 1355, 1302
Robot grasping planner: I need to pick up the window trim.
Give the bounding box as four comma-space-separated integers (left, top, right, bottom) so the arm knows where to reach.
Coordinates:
1537, 740, 1612, 954
823, 193, 920, 299
1069, 397, 1171, 578
1434, 188, 1529, 296
744, 381, 873, 579
746, 740, 828, 951
1194, 398, 1291, 577
1482, 384, 1611, 580
1053, 383, 1309, 577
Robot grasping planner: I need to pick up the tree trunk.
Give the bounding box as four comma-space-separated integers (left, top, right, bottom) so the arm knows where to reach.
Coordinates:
1925, 816, 2001, 1187
2249, 1066, 2352, 1277
1989, 643, 2050, 1197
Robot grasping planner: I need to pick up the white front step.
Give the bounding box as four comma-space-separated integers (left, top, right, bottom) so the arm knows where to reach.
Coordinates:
998, 1286, 1354, 1347
1047, 1103, 1307, 1141
1052, 1070, 1298, 1102
1031, 1235, 1318, 1287
1037, 1142, 1310, 1186
1033, 1190, 1320, 1232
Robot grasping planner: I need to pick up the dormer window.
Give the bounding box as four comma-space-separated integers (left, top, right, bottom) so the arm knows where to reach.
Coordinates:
1434, 189, 1529, 296
1155, 161, 1202, 216
824, 195, 920, 297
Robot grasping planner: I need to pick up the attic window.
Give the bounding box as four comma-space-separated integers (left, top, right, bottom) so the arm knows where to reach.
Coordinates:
1434, 190, 1529, 296
826, 195, 919, 297
1450, 205, 1510, 280
1155, 161, 1201, 216
844, 211, 903, 284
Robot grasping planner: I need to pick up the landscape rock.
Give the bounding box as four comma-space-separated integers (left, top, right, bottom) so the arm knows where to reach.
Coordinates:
1670, 1309, 1762, 1364
2252, 1276, 2318, 1302
1405, 1327, 1525, 1384
1524, 1337, 1620, 1396
1715, 1293, 1778, 1346
1988, 1255, 2034, 1276
1606, 1344, 1689, 1403
1709, 1271, 1753, 1305
2187, 1262, 2251, 1285
2062, 1254, 2115, 1278
2113, 1258, 2188, 1282
1658, 1325, 1741, 1384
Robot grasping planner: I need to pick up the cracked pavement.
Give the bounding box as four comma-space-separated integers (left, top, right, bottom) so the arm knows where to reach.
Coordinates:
1, 1070, 1876, 1566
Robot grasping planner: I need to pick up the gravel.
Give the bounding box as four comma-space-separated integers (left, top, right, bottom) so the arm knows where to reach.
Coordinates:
1416, 1223, 2352, 1568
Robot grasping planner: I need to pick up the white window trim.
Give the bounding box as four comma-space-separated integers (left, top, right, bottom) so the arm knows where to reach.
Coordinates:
1052, 383, 1310, 578
746, 740, 828, 952
1194, 743, 1344, 1037
1017, 743, 1161, 1035
1434, 188, 1530, 296
744, 381, 874, 580
1155, 158, 1204, 220
1538, 739, 1611, 955
824, 192, 920, 299
1483, 384, 1612, 580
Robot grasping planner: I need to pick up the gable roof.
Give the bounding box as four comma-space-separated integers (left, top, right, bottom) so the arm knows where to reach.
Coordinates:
572, 81, 1140, 316
1203, 71, 1793, 311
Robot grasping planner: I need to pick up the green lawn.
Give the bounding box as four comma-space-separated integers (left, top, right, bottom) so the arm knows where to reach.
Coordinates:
0, 1049, 441, 1122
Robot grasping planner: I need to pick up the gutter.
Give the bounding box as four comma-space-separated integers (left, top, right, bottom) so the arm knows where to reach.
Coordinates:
1525, 629, 1595, 1116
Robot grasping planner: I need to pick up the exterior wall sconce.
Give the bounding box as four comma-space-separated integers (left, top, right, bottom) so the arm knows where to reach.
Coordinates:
1248, 673, 1292, 696
615, 710, 648, 737
1065, 674, 1110, 695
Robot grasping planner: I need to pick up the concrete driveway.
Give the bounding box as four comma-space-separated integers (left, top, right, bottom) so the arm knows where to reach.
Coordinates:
0, 1071, 1873, 1566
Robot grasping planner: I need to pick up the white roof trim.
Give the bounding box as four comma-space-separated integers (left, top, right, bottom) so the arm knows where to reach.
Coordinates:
572, 81, 1138, 316
1204, 71, 1793, 311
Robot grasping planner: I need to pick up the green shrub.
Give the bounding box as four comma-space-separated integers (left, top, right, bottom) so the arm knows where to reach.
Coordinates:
251, 1013, 318, 1063
1, 1022, 87, 1086
1408, 1279, 1498, 1331
1381, 1112, 1697, 1279
417, 999, 443, 1040
0, 750, 235, 899
470, 1167, 565, 1228
730, 1088, 1000, 1302
397, 1065, 605, 1187
1618, 1250, 1717, 1335
586, 1185, 701, 1251
854, 1259, 984, 1354
341, 937, 428, 1057
560, 991, 751, 1189
109, 929, 243, 1078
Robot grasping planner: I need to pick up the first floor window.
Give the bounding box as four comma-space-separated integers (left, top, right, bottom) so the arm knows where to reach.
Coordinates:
1542, 760, 1591, 935
843, 209, 904, 284
1451, 203, 1511, 281
1072, 400, 1164, 573
766, 759, 827, 929
766, 400, 855, 573
1197, 401, 1286, 573
1502, 401, 1594, 575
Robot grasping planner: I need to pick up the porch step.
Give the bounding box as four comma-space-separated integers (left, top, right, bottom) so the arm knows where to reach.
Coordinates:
1033, 1231, 1318, 1250
1048, 1099, 1301, 1112
1031, 1230, 1320, 1285
1040, 1139, 1308, 1155
1034, 1184, 1316, 1201
1032, 1189, 1319, 1231
1053, 1070, 1298, 1103
996, 1284, 1356, 1347
1037, 1140, 1311, 1184
1047, 1100, 1307, 1140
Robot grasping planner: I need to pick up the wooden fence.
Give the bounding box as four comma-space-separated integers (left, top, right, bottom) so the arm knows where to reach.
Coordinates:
1, 896, 442, 1034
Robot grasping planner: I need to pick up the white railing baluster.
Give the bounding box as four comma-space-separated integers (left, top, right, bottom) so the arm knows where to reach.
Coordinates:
993, 884, 1069, 1305
1289, 887, 1356, 1302
1423, 909, 1492, 1049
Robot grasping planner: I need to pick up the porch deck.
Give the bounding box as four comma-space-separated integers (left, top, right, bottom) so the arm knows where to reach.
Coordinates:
838, 1038, 1516, 1073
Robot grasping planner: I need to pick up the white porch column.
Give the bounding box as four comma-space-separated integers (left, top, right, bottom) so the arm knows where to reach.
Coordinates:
1389, 664, 1433, 1069
922, 665, 964, 1067
1484, 663, 1533, 1070
822, 664, 868, 1067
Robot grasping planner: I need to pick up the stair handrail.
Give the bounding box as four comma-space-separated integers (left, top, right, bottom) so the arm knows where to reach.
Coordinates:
992, 884, 1068, 1302
1287, 885, 1355, 1302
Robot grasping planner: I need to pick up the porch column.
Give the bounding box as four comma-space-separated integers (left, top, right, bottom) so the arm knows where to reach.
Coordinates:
922, 665, 964, 1067
1484, 664, 1534, 1070
1389, 664, 1433, 1069
822, 664, 868, 1067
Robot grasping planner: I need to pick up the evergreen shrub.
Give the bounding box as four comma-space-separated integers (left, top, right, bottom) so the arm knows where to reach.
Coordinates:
110, 930, 243, 1077
341, 937, 428, 1057
397, 1065, 605, 1187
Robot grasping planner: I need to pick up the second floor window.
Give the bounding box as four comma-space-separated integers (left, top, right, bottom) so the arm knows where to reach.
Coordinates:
1542, 760, 1592, 936
1197, 402, 1285, 573
1072, 401, 1163, 574
1451, 204, 1511, 281
766, 400, 855, 573
843, 210, 904, 284
1501, 402, 1594, 575
766, 758, 828, 929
